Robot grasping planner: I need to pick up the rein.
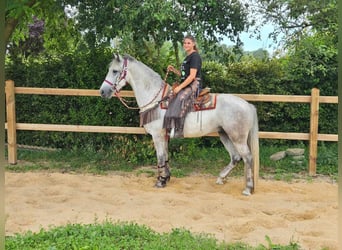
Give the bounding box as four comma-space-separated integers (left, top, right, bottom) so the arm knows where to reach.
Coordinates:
115, 83, 166, 111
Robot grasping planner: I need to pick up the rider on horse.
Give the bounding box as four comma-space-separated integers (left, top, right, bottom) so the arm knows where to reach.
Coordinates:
163, 35, 202, 138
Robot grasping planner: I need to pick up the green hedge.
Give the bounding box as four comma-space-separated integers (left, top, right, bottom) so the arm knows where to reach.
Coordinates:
203, 59, 336, 135
6, 50, 141, 149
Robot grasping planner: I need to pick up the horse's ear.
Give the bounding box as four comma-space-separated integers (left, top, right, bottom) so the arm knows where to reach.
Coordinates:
112, 53, 120, 62
116, 53, 121, 62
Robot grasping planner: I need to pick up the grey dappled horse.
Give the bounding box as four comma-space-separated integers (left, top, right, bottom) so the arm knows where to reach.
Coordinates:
100, 54, 259, 195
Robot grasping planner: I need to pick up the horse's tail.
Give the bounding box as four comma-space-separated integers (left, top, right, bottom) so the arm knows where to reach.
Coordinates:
248, 105, 260, 193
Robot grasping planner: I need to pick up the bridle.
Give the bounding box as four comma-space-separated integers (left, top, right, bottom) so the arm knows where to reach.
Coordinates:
103, 57, 166, 111
104, 57, 129, 93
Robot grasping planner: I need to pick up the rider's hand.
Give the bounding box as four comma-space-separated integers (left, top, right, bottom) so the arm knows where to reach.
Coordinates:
167, 65, 175, 73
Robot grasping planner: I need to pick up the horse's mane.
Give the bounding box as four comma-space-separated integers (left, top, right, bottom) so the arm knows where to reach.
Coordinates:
122, 55, 166, 126
124, 54, 163, 86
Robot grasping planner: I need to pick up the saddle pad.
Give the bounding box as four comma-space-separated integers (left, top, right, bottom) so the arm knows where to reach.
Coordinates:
160, 85, 217, 111
194, 94, 217, 111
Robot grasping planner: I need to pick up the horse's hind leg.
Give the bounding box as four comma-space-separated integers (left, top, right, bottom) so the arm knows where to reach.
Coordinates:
234, 143, 254, 196
217, 132, 254, 195
151, 131, 171, 188
216, 131, 241, 185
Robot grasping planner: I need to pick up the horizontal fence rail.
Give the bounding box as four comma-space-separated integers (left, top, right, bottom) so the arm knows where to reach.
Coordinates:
3, 123, 338, 141
5, 80, 338, 176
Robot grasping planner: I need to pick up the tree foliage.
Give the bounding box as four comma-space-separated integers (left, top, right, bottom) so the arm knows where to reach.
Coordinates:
6, 0, 84, 59
282, 33, 337, 96
7, 16, 45, 57
250, 0, 337, 46
60, 0, 249, 62
6, 0, 57, 45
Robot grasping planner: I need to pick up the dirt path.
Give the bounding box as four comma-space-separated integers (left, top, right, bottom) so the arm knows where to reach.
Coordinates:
5, 172, 338, 249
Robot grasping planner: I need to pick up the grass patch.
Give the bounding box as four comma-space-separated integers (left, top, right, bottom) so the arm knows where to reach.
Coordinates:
6, 141, 337, 182
5, 221, 301, 250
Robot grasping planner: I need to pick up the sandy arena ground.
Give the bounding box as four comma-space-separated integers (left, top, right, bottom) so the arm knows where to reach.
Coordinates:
5, 171, 338, 249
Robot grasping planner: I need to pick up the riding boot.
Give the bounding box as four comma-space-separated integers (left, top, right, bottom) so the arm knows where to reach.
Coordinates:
169, 128, 183, 138
170, 128, 175, 138
155, 164, 171, 188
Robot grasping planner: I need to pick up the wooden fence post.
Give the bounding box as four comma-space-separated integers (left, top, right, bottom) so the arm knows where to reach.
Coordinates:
5, 80, 17, 164
309, 88, 319, 176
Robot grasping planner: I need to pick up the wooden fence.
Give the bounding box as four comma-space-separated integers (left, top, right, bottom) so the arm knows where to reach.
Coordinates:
5, 80, 338, 175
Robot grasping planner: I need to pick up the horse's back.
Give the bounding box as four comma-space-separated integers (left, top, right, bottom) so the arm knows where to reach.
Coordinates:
182, 93, 256, 137
216, 93, 256, 121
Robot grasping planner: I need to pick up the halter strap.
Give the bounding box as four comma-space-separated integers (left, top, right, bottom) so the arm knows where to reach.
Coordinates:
118, 57, 128, 84
104, 79, 114, 86
103, 57, 128, 90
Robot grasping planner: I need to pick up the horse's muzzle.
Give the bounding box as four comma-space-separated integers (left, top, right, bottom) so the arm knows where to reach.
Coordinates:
100, 89, 112, 99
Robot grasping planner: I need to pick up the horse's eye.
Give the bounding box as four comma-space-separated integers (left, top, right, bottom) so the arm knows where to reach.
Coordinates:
113, 70, 118, 74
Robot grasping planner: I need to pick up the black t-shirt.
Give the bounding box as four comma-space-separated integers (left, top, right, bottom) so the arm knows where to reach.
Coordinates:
180, 51, 202, 87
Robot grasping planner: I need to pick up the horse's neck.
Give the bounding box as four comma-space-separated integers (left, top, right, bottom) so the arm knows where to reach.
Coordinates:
128, 63, 164, 107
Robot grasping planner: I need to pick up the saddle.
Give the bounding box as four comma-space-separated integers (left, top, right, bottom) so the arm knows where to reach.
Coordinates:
161, 84, 216, 111
195, 88, 211, 106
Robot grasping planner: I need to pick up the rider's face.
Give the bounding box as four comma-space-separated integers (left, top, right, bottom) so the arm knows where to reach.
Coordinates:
183, 38, 195, 53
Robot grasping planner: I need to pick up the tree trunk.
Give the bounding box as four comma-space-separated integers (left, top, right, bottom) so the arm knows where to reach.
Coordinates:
5, 18, 19, 45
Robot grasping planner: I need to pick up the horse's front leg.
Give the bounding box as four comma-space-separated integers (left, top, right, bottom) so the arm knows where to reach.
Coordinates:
151, 131, 171, 188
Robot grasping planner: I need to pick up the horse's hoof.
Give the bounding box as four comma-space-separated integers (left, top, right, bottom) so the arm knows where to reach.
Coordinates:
155, 178, 169, 187
155, 175, 170, 188
242, 188, 252, 196
155, 181, 166, 188
216, 177, 224, 185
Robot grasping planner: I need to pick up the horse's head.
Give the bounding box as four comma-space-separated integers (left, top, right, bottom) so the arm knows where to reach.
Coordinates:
100, 54, 128, 98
